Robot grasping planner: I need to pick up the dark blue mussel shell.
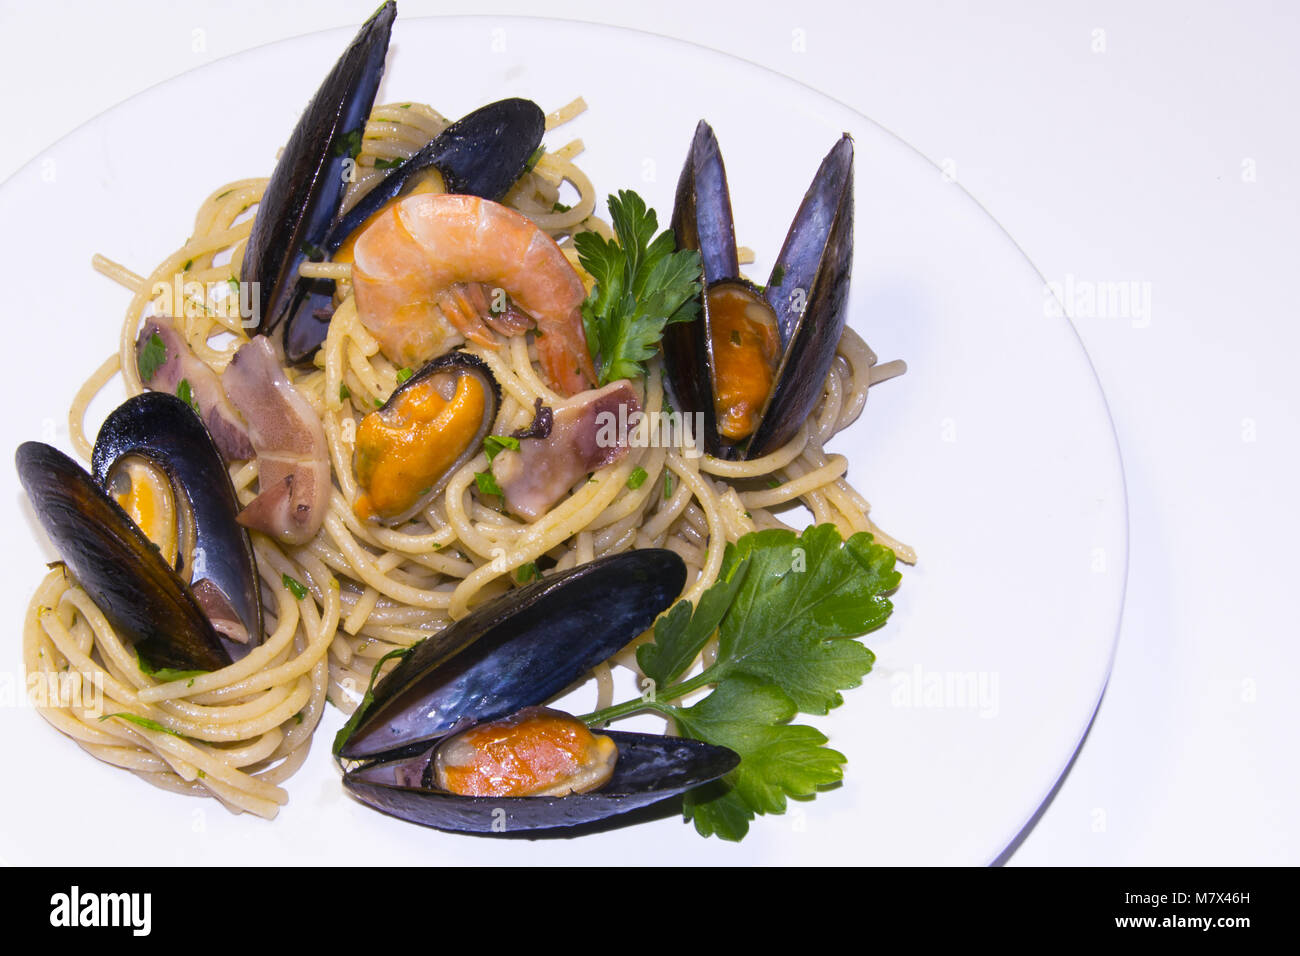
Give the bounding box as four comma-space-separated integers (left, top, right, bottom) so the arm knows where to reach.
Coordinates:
665, 120, 855, 460
91, 391, 262, 664
242, 2, 395, 360
338, 549, 688, 760
324, 97, 545, 250
344, 731, 739, 834
336, 548, 741, 833
16, 395, 258, 672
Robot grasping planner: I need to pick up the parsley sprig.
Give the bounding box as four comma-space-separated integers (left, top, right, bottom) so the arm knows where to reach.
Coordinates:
582, 524, 900, 841
575, 190, 702, 385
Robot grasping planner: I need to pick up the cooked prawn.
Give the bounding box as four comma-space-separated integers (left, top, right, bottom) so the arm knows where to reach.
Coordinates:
349, 193, 596, 395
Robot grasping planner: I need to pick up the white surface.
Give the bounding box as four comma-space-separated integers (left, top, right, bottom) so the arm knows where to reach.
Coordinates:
0, 1, 1295, 865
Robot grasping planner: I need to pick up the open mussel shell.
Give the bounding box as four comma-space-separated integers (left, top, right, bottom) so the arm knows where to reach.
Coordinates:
749, 135, 854, 457
16, 441, 232, 673
325, 97, 546, 249
91, 392, 262, 662
337, 549, 688, 761
665, 120, 855, 460
342, 730, 740, 833
353, 349, 502, 526
242, 1, 395, 354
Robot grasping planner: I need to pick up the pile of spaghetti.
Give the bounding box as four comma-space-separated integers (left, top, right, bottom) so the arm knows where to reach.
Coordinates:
22, 99, 911, 818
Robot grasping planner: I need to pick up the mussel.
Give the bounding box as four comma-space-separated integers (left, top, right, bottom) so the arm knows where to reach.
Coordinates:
17, 392, 263, 672
240, 0, 548, 365
351, 349, 501, 525
664, 121, 854, 460
242, 2, 395, 359
336, 549, 740, 833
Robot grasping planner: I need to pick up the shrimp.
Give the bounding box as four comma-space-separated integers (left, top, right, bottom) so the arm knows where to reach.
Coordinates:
349, 193, 597, 396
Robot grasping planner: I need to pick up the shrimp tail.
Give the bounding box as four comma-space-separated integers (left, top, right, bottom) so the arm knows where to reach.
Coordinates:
537, 310, 597, 395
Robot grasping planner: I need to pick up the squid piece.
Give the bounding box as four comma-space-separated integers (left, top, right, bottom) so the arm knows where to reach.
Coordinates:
223, 336, 329, 545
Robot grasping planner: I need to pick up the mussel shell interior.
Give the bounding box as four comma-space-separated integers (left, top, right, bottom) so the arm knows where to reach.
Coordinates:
342, 730, 740, 833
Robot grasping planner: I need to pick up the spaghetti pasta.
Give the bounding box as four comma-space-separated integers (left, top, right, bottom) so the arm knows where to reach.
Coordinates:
21, 97, 911, 819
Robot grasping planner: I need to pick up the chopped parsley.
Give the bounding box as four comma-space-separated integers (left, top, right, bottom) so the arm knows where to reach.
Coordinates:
99, 713, 182, 737
515, 562, 539, 584
339, 384, 351, 401
474, 471, 504, 497
373, 156, 402, 170
138, 332, 166, 382
177, 378, 199, 414
136, 650, 207, 685
333, 127, 364, 159
483, 434, 521, 464
395, 367, 413, 384
281, 573, 308, 601
524, 146, 545, 173
627, 466, 648, 490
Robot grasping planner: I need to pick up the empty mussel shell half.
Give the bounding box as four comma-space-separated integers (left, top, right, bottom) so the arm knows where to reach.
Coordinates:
336, 548, 688, 761
343, 730, 740, 833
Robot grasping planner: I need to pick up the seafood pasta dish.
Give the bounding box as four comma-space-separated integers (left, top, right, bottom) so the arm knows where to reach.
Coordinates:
16, 3, 911, 840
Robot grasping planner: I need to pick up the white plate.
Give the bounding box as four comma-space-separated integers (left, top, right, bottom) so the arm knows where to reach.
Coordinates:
0, 16, 1126, 865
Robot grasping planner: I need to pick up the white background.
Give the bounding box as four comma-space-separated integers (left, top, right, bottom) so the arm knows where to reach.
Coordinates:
0, 0, 1295, 865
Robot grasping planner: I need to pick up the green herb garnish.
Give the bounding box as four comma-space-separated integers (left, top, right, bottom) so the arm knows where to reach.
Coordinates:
373, 156, 402, 170
627, 466, 648, 490
474, 471, 504, 497
771, 264, 785, 286
99, 712, 182, 737
333, 127, 363, 159
483, 434, 521, 464
177, 378, 199, 414
582, 525, 899, 841
281, 573, 308, 600
574, 190, 703, 384
663, 472, 674, 499
339, 384, 351, 401
332, 646, 413, 756
552, 201, 572, 213
136, 650, 207, 685
395, 367, 413, 384
515, 562, 539, 583
524, 146, 545, 173
138, 332, 166, 382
